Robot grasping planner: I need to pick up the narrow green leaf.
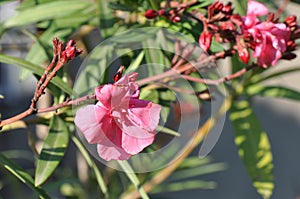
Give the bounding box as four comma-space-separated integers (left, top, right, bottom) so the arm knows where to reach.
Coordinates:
152, 180, 216, 193
253, 67, 300, 84
71, 135, 109, 198
3, 1, 92, 28
247, 85, 300, 101
230, 100, 274, 199
233, 0, 248, 15
0, 153, 51, 199
157, 125, 181, 136
118, 161, 150, 199
126, 51, 145, 73
35, 115, 69, 186
98, 0, 116, 38
170, 163, 227, 181
0, 54, 72, 95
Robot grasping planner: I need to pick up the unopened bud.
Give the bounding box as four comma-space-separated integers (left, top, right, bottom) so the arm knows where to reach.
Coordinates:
113, 66, 124, 82
199, 30, 212, 52
145, 9, 158, 19
222, 2, 232, 14
158, 9, 166, 16
172, 15, 181, 23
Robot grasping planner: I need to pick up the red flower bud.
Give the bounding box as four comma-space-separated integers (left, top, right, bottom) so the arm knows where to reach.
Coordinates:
113, 66, 124, 82
238, 48, 250, 64
145, 9, 158, 19
285, 15, 297, 26
172, 15, 181, 23
158, 9, 166, 16
222, 2, 232, 14
236, 37, 250, 64
199, 30, 212, 52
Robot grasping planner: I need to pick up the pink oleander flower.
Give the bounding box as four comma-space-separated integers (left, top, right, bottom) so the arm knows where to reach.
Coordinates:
74, 73, 161, 161
243, 0, 268, 29
242, 0, 291, 68
250, 22, 290, 67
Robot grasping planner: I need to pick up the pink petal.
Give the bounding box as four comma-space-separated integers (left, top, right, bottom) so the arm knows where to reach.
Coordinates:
95, 85, 113, 108
74, 105, 105, 144
115, 73, 138, 85
247, 0, 268, 16
111, 99, 160, 139
121, 131, 155, 155
97, 141, 131, 161
97, 122, 131, 161
129, 99, 161, 132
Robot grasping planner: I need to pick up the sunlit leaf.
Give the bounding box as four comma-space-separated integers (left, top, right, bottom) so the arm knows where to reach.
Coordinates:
169, 162, 226, 181
230, 100, 274, 199
157, 125, 181, 136
3, 1, 92, 28
253, 67, 300, 84
0, 153, 50, 199
247, 85, 300, 101
152, 180, 216, 193
35, 115, 69, 186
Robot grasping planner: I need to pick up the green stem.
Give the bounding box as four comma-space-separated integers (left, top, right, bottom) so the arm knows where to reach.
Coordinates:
71, 135, 109, 199
118, 161, 150, 199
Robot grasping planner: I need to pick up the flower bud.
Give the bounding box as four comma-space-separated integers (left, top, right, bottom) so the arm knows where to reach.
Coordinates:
172, 15, 181, 23
236, 37, 250, 64
145, 9, 158, 19
222, 2, 232, 14
199, 30, 212, 52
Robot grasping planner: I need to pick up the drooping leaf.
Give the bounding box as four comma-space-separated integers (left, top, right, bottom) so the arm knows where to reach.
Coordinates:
230, 100, 274, 199
0, 153, 50, 199
169, 162, 226, 181
247, 85, 300, 101
152, 180, 216, 193
3, 1, 92, 28
253, 67, 300, 84
35, 115, 69, 186
0, 54, 72, 95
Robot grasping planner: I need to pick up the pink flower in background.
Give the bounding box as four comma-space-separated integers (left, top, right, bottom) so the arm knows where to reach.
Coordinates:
75, 73, 161, 161
250, 22, 290, 67
243, 0, 268, 29
242, 0, 291, 68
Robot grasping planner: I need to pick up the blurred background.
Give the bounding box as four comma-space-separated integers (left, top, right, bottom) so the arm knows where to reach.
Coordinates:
1, 0, 300, 199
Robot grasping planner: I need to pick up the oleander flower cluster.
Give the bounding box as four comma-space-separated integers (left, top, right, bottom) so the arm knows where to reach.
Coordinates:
199, 0, 299, 68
